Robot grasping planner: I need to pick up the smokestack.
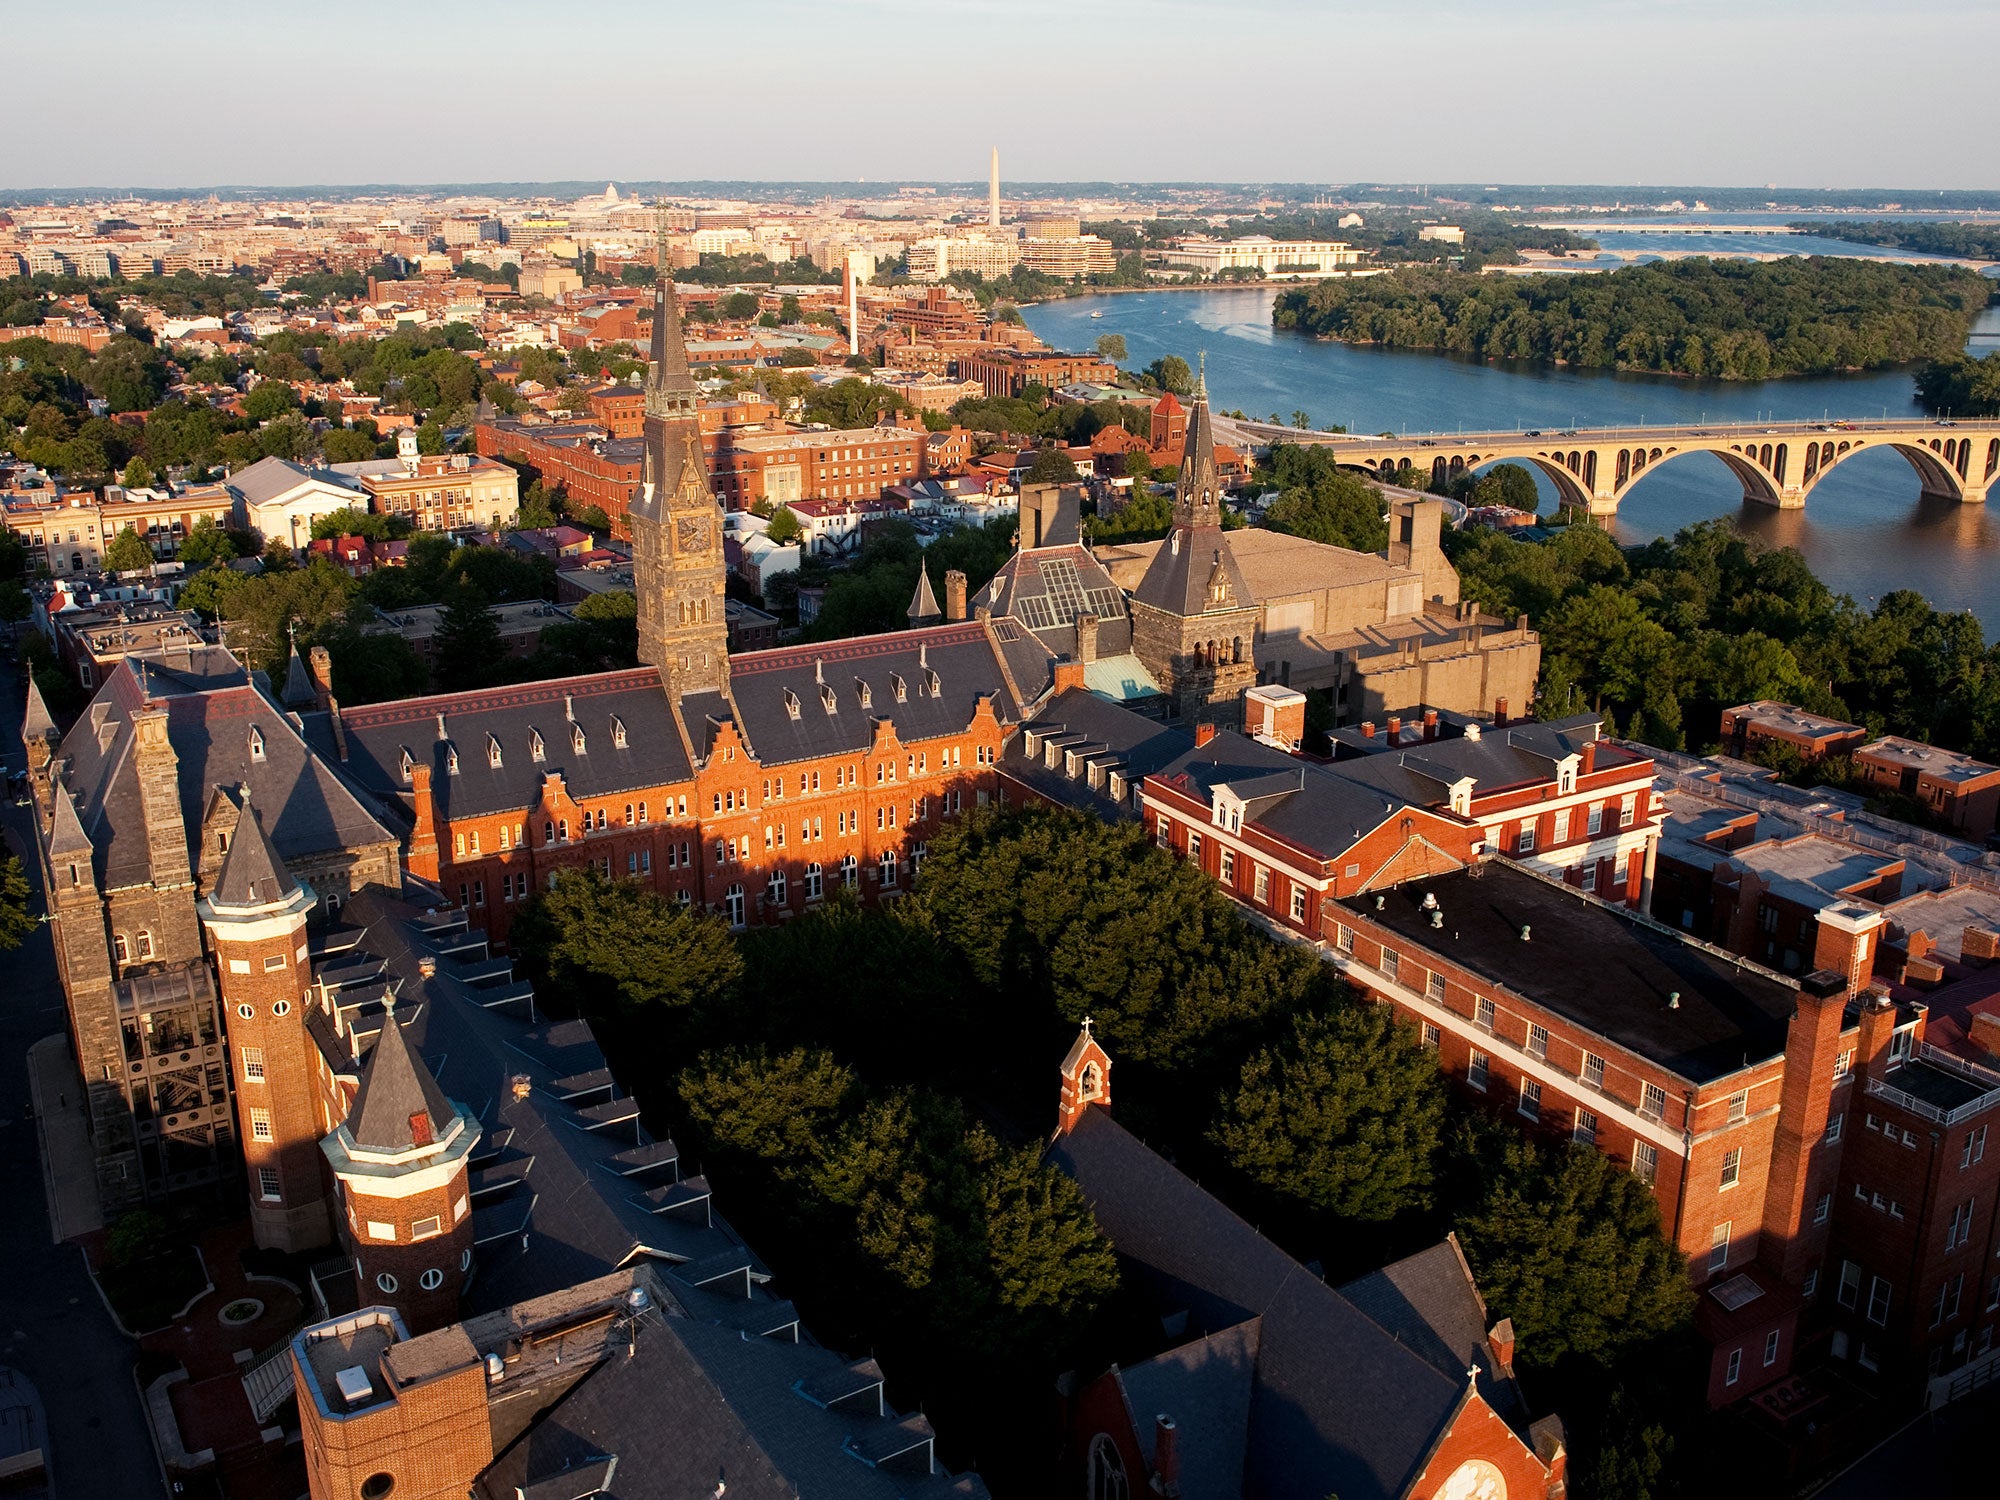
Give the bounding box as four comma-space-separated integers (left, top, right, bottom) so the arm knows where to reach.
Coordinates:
989, 146, 1000, 231
845, 261, 859, 358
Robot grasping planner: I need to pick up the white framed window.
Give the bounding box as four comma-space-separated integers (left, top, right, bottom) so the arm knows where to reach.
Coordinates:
113, 933, 128, 963
411, 1215, 442, 1241
367, 1221, 396, 1242
1710, 1221, 1732, 1275
1553, 808, 1570, 843
1947, 1199, 1976, 1251
1468, 1050, 1489, 1091
1219, 849, 1235, 883
1426, 971, 1446, 1003
1422, 1023, 1440, 1049
1803, 1269, 1819, 1299
1633, 1141, 1658, 1185
249, 1108, 272, 1141
1253, 866, 1270, 904
1721, 1147, 1741, 1189
1725, 1348, 1742, 1387
1527, 1023, 1549, 1060
1517, 820, 1536, 854
263, 953, 286, 971
1381, 948, 1400, 981
1814, 1193, 1831, 1225
1728, 1091, 1748, 1122
1620, 792, 1637, 828
1963, 1125, 1987, 1168
420, 1268, 444, 1291
1519, 1077, 1541, 1122
1837, 1261, 1860, 1309
240, 1047, 265, 1080
1825, 1113, 1844, 1144
1336, 924, 1354, 955
1583, 1051, 1605, 1089
1866, 1275, 1891, 1326
805, 862, 823, 900
1586, 803, 1603, 836
1834, 1049, 1854, 1082
1574, 1108, 1598, 1146
1290, 887, 1307, 922
1640, 1082, 1667, 1121
1475, 996, 1495, 1031
258, 1166, 281, 1201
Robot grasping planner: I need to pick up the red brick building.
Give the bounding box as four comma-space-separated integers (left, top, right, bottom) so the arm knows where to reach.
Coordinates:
1852, 736, 2000, 842
955, 348, 1118, 399
1721, 702, 1868, 763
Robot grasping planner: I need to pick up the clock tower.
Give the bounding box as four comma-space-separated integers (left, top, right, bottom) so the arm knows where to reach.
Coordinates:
631, 218, 729, 697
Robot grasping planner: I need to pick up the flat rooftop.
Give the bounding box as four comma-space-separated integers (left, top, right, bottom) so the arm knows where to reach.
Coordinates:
1725, 701, 1863, 743
1344, 862, 1800, 1084
1857, 736, 2000, 785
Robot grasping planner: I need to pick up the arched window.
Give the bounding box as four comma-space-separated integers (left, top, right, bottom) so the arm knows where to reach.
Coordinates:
1087, 1435, 1129, 1500
724, 883, 745, 928
878, 850, 898, 888
135, 930, 154, 960
113, 933, 129, 963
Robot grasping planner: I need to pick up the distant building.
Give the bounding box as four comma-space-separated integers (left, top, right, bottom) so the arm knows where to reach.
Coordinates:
1721, 702, 1868, 764
1157, 235, 1361, 276
1852, 737, 2000, 842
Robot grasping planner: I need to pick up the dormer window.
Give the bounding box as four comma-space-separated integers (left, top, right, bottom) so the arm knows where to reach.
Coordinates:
248, 726, 265, 762
855, 678, 872, 710
820, 683, 838, 715
445, 745, 459, 776
530, 728, 546, 762
487, 734, 503, 769
890, 672, 907, 703
924, 668, 940, 697
399, 749, 414, 784
571, 723, 587, 754
611, 715, 627, 749
784, 687, 801, 720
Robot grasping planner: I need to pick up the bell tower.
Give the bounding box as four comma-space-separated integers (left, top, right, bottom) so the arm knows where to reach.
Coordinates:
1055, 1019, 1114, 1136
197, 793, 330, 1251
631, 210, 729, 698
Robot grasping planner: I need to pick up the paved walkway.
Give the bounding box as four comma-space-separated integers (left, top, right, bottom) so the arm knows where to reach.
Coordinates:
27, 1034, 103, 1242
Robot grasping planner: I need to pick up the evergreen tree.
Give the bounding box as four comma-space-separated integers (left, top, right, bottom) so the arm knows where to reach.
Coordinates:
511, 867, 743, 1013
430, 582, 504, 691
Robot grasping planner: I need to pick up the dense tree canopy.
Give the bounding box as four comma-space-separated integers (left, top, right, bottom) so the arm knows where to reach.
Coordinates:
511, 868, 743, 1013
1261, 443, 1390, 551
1274, 257, 1991, 378
1915, 351, 2000, 417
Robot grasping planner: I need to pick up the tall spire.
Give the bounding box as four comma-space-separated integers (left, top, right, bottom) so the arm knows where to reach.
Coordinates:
644, 207, 697, 426
907, 561, 942, 627
1176, 354, 1219, 528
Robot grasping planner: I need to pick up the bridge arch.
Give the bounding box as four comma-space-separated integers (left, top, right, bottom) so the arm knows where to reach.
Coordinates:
1793, 437, 1979, 506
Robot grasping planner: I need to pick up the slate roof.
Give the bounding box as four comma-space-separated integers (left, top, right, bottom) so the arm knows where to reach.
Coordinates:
717, 623, 1020, 768
1002, 689, 1192, 819
1338, 1237, 1526, 1426
347, 996, 459, 1152
630, 276, 703, 526
211, 796, 300, 908
306, 669, 694, 827
1130, 527, 1254, 621
1331, 717, 1630, 808
1047, 1107, 1488, 1500
56, 648, 396, 892
479, 1312, 985, 1500
1115, 1320, 1258, 1500
1153, 729, 1457, 865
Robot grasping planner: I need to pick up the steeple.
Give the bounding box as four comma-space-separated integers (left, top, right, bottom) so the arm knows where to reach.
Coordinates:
281, 626, 316, 711
348, 995, 457, 1154
1175, 353, 1220, 529
210, 792, 300, 909
631, 205, 729, 697
1055, 1019, 1113, 1136
907, 561, 942, 627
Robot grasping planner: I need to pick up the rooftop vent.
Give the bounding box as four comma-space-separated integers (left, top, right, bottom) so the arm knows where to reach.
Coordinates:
1519, 924, 1531, 942
483, 1352, 504, 1384
333, 1366, 373, 1406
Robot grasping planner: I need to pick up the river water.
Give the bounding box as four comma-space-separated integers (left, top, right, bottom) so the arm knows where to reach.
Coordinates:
1023, 289, 2000, 631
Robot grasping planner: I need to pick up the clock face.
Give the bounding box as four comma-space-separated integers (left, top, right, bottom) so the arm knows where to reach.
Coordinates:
677, 516, 712, 553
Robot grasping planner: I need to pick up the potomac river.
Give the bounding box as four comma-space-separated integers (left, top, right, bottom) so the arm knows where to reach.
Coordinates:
1024, 289, 2000, 632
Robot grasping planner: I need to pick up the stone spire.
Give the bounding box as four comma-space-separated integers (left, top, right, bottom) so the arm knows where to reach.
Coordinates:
348, 996, 457, 1154
211, 793, 299, 909
1175, 353, 1219, 529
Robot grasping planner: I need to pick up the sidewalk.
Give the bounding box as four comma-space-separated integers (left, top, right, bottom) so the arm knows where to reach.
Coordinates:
26, 1033, 103, 1242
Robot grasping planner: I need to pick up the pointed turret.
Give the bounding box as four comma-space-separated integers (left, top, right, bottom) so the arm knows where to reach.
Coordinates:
22, 674, 59, 778
348, 996, 457, 1153
907, 562, 942, 627
50, 782, 94, 863
211, 793, 300, 908
1130, 354, 1251, 619
281, 632, 317, 711
1174, 355, 1220, 528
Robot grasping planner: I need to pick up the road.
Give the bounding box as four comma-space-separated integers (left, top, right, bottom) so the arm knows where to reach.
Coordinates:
0, 653, 165, 1500
1213, 413, 2000, 450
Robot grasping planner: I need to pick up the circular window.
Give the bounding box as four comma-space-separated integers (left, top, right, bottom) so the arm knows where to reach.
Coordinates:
460, 1249, 473, 1271
272, 999, 292, 1017
376, 1272, 398, 1294
360, 1475, 395, 1500
236, 1004, 255, 1020
420, 1268, 443, 1291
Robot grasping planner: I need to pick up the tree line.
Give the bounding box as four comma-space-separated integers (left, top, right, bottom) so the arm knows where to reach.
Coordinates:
1272, 257, 1992, 379
1802, 219, 2000, 262
506, 805, 1709, 1494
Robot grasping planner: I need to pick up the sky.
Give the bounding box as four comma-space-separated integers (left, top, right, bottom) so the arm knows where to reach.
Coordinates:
9, 0, 1997, 192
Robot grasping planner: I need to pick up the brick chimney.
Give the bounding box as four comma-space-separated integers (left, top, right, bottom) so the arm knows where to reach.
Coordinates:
1387, 714, 1402, 743
1194, 723, 1218, 749
1813, 902, 1887, 998
1422, 708, 1438, 743
1486, 1318, 1516, 1376
944, 568, 968, 622
1151, 1414, 1180, 1497
1073, 611, 1100, 664
1494, 697, 1509, 727
1361, 721, 1375, 739
1580, 740, 1598, 775
1761, 968, 1849, 1285
1964, 926, 2000, 965
1052, 657, 1086, 694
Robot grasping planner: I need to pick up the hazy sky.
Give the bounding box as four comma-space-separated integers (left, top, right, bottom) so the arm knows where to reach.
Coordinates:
10, 0, 1996, 191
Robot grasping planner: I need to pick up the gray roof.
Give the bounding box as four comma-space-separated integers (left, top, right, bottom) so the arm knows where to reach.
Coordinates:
1131, 391, 1254, 621
718, 623, 1020, 768
1154, 729, 1442, 865
281, 642, 317, 709
1338, 1237, 1526, 1425
347, 998, 458, 1152
306, 668, 695, 828
226, 454, 363, 508
55, 649, 396, 892
1001, 689, 1192, 819
1048, 1107, 1480, 1500
211, 795, 300, 908
1116, 1320, 1259, 1500
907, 562, 942, 623
477, 1311, 986, 1500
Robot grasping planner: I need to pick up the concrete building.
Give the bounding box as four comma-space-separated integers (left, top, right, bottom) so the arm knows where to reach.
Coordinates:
1156, 235, 1361, 276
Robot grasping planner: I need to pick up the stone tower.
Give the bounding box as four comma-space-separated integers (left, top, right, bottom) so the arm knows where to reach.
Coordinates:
631, 218, 729, 697
1127, 364, 1261, 724
197, 793, 331, 1251
322, 994, 480, 1334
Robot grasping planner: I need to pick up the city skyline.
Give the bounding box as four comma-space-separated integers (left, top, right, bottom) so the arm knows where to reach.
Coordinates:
9, 0, 1998, 192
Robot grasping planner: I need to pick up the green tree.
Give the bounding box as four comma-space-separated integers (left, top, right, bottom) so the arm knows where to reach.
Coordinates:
1263, 447, 1390, 552
431, 583, 504, 691
765, 506, 802, 545
102, 525, 155, 574
1024, 448, 1079, 485
1145, 354, 1192, 394
719, 291, 761, 321
1094, 333, 1127, 363
778, 294, 802, 323
118, 455, 155, 489
1454, 1129, 1694, 1366
1211, 1000, 1448, 1223
242, 380, 299, 422
513, 868, 743, 1012
0, 854, 35, 952
321, 427, 378, 463
176, 517, 238, 568
311, 507, 402, 543
678, 1046, 855, 1183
